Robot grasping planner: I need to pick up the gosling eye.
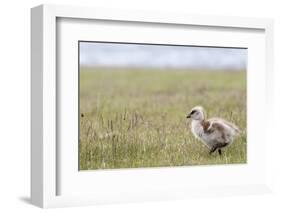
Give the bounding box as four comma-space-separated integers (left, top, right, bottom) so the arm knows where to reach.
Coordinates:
190, 110, 197, 115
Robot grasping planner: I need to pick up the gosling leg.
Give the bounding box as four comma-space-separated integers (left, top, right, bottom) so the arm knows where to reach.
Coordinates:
209, 146, 218, 154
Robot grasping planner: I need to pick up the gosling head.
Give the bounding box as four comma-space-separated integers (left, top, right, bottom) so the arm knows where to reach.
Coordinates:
186, 106, 205, 121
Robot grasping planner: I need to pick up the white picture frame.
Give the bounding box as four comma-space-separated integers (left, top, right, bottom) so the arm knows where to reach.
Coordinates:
31, 4, 274, 208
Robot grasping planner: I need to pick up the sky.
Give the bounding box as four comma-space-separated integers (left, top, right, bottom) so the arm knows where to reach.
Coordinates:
79, 42, 247, 70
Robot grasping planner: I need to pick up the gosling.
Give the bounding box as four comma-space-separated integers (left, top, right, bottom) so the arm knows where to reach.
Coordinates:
186, 106, 240, 155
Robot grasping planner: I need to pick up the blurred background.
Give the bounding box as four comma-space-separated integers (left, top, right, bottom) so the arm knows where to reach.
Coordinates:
80, 42, 247, 70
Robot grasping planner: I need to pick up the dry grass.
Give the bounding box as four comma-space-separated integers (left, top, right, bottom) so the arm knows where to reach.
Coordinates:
79, 68, 247, 170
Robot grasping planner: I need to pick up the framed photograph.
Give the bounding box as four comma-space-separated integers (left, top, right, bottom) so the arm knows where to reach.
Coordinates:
31, 4, 274, 208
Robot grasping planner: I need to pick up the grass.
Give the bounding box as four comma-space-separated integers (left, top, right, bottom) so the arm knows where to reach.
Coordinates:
79, 68, 247, 170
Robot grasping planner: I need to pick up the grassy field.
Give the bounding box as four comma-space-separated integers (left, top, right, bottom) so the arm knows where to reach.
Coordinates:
79, 68, 247, 170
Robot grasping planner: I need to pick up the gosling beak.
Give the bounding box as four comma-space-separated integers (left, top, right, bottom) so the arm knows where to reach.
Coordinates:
186, 114, 191, 119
